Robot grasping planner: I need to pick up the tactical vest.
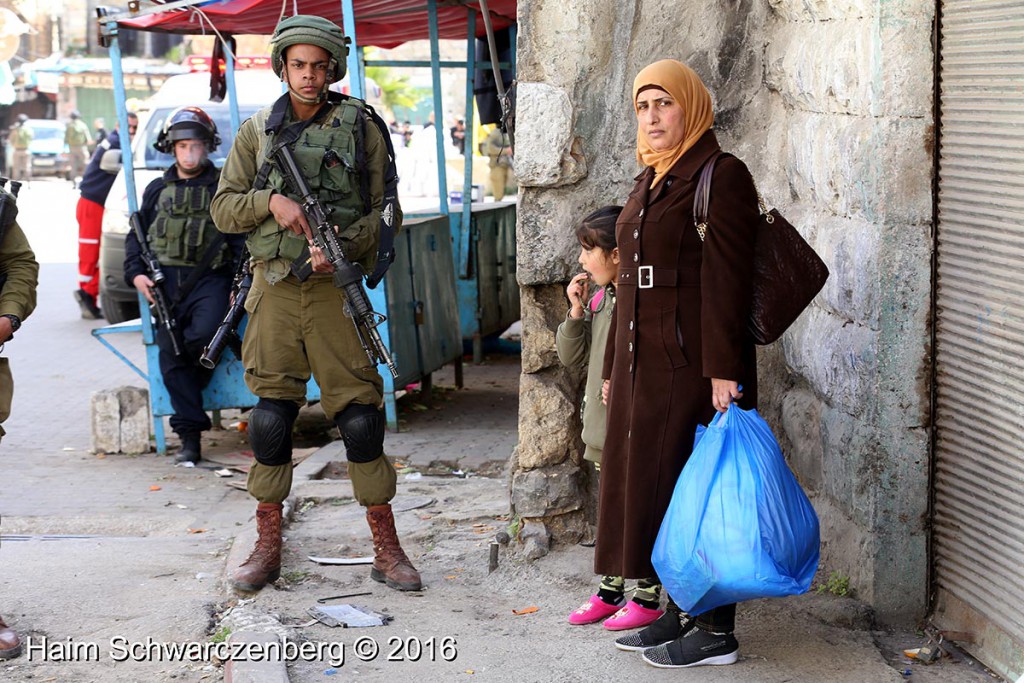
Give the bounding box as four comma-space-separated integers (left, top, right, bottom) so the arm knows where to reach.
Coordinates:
247, 100, 367, 263
149, 167, 228, 268
66, 121, 89, 146
11, 127, 31, 149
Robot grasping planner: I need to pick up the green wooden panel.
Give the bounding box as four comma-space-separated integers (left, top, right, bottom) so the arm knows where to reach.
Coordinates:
74, 87, 153, 133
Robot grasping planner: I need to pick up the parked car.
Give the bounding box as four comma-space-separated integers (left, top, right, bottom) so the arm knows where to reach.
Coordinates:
4, 118, 72, 179
99, 70, 282, 323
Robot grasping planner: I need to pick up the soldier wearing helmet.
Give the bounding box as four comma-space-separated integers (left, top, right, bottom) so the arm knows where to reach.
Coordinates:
124, 105, 246, 464
211, 15, 414, 595
65, 109, 93, 187
9, 114, 32, 183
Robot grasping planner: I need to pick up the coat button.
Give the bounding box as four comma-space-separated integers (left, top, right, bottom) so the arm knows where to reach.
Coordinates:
628, 342, 633, 352
633, 253, 639, 263
629, 320, 634, 330
639, 209, 644, 218
633, 229, 639, 239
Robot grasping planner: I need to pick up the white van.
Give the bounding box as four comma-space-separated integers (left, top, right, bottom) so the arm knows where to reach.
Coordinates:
99, 69, 283, 322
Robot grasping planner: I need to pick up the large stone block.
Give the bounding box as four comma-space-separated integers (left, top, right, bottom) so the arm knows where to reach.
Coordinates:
91, 386, 150, 454
814, 214, 881, 327
515, 371, 583, 470
520, 284, 575, 374
781, 387, 824, 491
515, 82, 587, 188
785, 113, 879, 221
819, 403, 879, 527
90, 390, 121, 454
765, 21, 874, 115
767, 0, 874, 22
511, 460, 586, 518
784, 307, 879, 413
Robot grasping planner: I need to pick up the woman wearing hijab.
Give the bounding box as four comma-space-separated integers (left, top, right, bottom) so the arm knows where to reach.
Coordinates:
596, 59, 760, 668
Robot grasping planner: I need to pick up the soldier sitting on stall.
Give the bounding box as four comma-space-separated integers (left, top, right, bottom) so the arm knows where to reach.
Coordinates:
124, 107, 245, 464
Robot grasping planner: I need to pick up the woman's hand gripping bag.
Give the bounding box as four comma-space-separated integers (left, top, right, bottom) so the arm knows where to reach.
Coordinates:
652, 405, 820, 615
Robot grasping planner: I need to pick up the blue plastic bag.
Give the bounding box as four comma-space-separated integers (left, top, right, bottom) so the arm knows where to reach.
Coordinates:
651, 405, 820, 615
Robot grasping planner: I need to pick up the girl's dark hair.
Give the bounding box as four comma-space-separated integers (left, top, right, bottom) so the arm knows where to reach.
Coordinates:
575, 205, 622, 251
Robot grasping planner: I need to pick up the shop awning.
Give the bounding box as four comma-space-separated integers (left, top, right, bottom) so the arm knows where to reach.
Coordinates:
118, 0, 517, 48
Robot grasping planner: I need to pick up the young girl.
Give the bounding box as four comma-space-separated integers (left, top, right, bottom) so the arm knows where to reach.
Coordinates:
556, 206, 664, 631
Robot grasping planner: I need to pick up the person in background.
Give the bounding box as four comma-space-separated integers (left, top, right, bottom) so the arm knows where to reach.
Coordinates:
449, 117, 466, 155
93, 117, 108, 149
73, 112, 138, 320
482, 126, 513, 201
9, 115, 32, 184
599, 59, 760, 668
124, 106, 244, 464
0, 177, 41, 661
64, 110, 93, 188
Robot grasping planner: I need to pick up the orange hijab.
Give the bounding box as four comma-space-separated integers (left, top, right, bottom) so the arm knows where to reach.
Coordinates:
633, 60, 714, 188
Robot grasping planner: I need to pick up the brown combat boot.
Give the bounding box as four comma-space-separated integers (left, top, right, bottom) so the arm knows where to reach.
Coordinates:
231, 502, 283, 592
366, 504, 422, 591
0, 615, 22, 660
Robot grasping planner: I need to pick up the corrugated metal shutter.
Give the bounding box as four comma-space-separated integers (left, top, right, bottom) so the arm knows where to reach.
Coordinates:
933, 1, 1024, 680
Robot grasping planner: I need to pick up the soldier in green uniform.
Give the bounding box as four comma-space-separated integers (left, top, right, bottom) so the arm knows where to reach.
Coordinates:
9, 115, 32, 184
64, 110, 93, 187
0, 179, 40, 661
211, 15, 419, 593
482, 126, 513, 201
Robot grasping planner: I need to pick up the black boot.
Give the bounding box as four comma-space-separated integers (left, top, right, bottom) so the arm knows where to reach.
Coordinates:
175, 432, 201, 464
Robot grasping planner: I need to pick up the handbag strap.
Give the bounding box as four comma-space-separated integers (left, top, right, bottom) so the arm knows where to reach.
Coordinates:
693, 151, 772, 242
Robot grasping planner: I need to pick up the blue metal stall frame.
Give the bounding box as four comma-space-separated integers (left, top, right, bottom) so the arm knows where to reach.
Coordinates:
354, 0, 520, 363
94, 0, 515, 451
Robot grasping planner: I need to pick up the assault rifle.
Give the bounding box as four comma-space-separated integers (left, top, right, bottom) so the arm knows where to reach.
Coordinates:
272, 144, 398, 378
199, 254, 251, 369
130, 212, 183, 356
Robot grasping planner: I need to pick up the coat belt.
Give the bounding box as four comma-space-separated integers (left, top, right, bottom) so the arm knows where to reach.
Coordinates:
618, 266, 698, 288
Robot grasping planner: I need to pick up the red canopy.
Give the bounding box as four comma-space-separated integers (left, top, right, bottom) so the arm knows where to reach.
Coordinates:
119, 0, 517, 49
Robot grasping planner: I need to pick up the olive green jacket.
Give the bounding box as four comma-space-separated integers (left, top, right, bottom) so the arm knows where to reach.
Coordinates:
0, 221, 39, 433
0, 221, 39, 321
211, 98, 394, 283
555, 284, 614, 464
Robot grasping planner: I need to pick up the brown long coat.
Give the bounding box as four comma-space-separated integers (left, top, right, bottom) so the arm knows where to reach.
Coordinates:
595, 130, 760, 579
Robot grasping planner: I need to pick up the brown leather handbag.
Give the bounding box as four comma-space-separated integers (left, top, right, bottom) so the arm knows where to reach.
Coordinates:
694, 152, 829, 345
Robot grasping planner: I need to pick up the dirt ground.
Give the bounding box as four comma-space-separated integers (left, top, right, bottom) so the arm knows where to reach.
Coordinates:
0, 352, 1002, 682
214, 353, 999, 683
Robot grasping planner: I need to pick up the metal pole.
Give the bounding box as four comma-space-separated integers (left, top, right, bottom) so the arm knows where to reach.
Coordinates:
462, 10, 475, 233
108, 29, 138, 215
224, 41, 241, 135
341, 0, 365, 100
428, 0, 449, 215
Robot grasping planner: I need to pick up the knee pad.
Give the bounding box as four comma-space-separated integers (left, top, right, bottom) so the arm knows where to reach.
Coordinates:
248, 399, 299, 467
334, 403, 385, 464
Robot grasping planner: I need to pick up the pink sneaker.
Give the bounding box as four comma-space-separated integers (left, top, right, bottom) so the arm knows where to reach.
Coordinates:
602, 600, 664, 631
568, 594, 625, 625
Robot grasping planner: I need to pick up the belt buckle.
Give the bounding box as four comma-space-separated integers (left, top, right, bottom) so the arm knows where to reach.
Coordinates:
638, 265, 653, 289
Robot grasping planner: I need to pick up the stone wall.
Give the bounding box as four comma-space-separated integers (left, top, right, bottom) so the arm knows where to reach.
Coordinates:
512, 0, 935, 624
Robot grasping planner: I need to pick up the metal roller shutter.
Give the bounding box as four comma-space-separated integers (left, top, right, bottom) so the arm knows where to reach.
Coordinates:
933, 1, 1024, 680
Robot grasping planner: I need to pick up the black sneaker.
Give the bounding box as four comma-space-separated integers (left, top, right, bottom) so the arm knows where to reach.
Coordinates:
614, 609, 695, 651
73, 289, 104, 320
641, 627, 739, 668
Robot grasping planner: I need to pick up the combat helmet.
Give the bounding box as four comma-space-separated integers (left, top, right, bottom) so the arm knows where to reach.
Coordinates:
154, 106, 221, 154
270, 15, 350, 85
